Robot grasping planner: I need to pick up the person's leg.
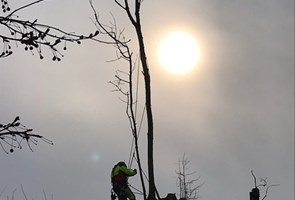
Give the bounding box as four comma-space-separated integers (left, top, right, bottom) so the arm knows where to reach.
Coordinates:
113, 183, 127, 200
118, 195, 127, 200
124, 186, 135, 200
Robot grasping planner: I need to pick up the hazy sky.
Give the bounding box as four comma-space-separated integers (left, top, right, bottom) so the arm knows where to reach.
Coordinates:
0, 0, 294, 200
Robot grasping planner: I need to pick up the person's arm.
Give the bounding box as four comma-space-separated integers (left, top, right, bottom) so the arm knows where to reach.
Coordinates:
120, 165, 137, 176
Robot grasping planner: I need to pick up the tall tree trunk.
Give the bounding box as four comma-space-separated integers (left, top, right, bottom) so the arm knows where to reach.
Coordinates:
90, 0, 158, 198
136, 26, 156, 200
134, 11, 157, 200
127, 46, 147, 199
124, 0, 158, 198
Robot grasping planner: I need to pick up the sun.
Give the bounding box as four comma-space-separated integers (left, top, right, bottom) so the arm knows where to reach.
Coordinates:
158, 31, 200, 75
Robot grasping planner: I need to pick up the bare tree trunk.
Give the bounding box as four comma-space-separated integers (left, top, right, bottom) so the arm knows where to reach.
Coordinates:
135, 18, 156, 200
132, 1, 157, 199
140, 37, 156, 200
90, 0, 158, 198
127, 50, 147, 199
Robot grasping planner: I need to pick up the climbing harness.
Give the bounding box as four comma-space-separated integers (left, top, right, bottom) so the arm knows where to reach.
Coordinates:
111, 184, 128, 200
111, 189, 117, 200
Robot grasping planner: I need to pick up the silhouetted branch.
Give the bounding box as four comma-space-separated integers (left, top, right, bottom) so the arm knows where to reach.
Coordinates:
90, 1, 160, 199
1, 0, 11, 13
261, 184, 280, 200
0, 116, 53, 153
176, 153, 202, 200
5, 0, 44, 18
21, 185, 29, 200
250, 170, 279, 200
257, 177, 267, 188
0, 186, 53, 200
1, 0, 99, 60
251, 170, 257, 188
89, 1, 148, 199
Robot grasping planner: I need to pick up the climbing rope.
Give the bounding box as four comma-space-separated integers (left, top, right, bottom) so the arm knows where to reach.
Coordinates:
132, 152, 149, 182
128, 105, 146, 168
125, 57, 162, 200
128, 57, 146, 168
134, 56, 141, 120
128, 183, 144, 195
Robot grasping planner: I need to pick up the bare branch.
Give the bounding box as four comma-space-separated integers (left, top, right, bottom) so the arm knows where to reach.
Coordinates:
21, 185, 28, 200
0, 116, 53, 153
1, 0, 99, 60
5, 0, 45, 19
1, 186, 53, 200
114, 0, 126, 10
250, 171, 279, 200
257, 177, 267, 188
251, 170, 257, 188
261, 184, 280, 200
89, 1, 154, 198
43, 189, 48, 200
176, 153, 202, 200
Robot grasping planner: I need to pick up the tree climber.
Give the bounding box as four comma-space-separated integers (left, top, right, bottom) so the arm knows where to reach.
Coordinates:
111, 161, 137, 200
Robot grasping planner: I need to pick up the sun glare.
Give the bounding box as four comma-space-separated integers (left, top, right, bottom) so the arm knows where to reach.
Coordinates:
158, 31, 200, 75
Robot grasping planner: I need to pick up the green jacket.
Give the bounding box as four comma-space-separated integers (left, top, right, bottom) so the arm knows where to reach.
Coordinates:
111, 164, 137, 178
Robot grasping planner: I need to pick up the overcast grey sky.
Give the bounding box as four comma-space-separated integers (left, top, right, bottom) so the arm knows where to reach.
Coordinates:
0, 0, 294, 200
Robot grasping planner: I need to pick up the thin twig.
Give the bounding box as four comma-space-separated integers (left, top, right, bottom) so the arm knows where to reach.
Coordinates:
21, 185, 28, 200
5, 0, 45, 19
